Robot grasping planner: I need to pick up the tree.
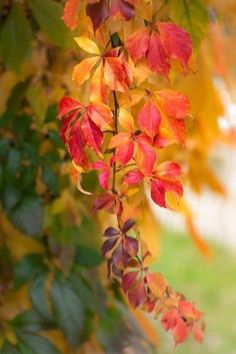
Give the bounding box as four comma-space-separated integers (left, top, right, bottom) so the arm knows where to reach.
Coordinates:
0, 0, 233, 352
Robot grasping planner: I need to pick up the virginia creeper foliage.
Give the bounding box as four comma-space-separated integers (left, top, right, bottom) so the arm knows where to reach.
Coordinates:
59, 0, 205, 345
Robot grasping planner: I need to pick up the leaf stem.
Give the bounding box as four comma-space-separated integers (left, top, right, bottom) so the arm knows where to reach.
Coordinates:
112, 91, 118, 193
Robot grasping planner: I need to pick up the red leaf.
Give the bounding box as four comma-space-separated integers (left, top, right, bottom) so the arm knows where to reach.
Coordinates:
93, 160, 110, 189
123, 169, 144, 185
150, 178, 183, 208
68, 120, 89, 170
136, 135, 156, 176
61, 0, 79, 30
80, 114, 103, 154
138, 98, 161, 140
86, 0, 109, 32
128, 278, 146, 309
60, 111, 77, 144
193, 324, 204, 343
125, 27, 149, 63
88, 102, 113, 129
157, 90, 190, 119
58, 96, 83, 119
179, 301, 202, 321
158, 23, 192, 73
155, 161, 182, 180
146, 31, 170, 76
114, 139, 134, 166
104, 53, 132, 93
161, 310, 178, 331
122, 271, 139, 293
93, 193, 116, 212
172, 317, 189, 345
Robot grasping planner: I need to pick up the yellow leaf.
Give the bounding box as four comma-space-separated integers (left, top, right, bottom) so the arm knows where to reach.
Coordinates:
72, 57, 99, 87
0, 71, 19, 115
90, 63, 108, 103
0, 285, 31, 321
118, 107, 134, 132
0, 210, 44, 260
74, 36, 101, 55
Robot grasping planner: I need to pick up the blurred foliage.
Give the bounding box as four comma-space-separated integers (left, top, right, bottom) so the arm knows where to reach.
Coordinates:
0, 0, 236, 353
0, 1, 154, 353
152, 229, 236, 353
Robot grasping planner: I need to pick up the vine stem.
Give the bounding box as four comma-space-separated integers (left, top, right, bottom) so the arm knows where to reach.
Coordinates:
111, 90, 118, 193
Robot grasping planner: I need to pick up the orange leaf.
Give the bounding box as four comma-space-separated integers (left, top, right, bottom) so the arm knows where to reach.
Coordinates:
72, 57, 99, 87
61, 0, 79, 30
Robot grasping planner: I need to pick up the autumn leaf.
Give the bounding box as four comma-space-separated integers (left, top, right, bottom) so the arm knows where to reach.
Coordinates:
146, 31, 170, 76
61, 0, 80, 30
73, 57, 99, 87
74, 36, 101, 55
158, 22, 192, 73
104, 53, 133, 93
138, 98, 161, 140
86, 0, 109, 32
125, 27, 150, 63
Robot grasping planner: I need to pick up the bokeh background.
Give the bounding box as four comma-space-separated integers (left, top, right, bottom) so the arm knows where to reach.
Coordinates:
1, 0, 236, 353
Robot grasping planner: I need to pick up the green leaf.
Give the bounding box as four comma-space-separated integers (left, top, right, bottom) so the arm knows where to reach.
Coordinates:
9, 197, 44, 236
69, 274, 94, 309
45, 104, 57, 123
48, 129, 64, 148
75, 244, 103, 268
1, 341, 21, 354
0, 4, 32, 72
6, 149, 21, 175
12, 310, 52, 333
14, 254, 44, 288
12, 115, 31, 141
27, 0, 72, 48
17, 333, 60, 354
170, 0, 209, 49
29, 272, 52, 321
51, 274, 84, 348
42, 165, 59, 195
3, 183, 22, 212
0, 81, 29, 126
0, 138, 9, 156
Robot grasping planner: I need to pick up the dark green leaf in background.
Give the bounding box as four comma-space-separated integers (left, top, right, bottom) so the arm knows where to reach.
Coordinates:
51, 274, 85, 348
9, 197, 44, 236
6, 149, 21, 175
29, 272, 52, 321
0, 4, 32, 71
17, 333, 60, 354
1, 341, 21, 354
12, 310, 52, 333
3, 183, 22, 212
14, 254, 44, 288
75, 244, 103, 268
43, 165, 59, 195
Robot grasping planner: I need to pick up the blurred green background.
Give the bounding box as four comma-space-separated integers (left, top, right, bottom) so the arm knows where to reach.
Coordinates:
152, 229, 236, 354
